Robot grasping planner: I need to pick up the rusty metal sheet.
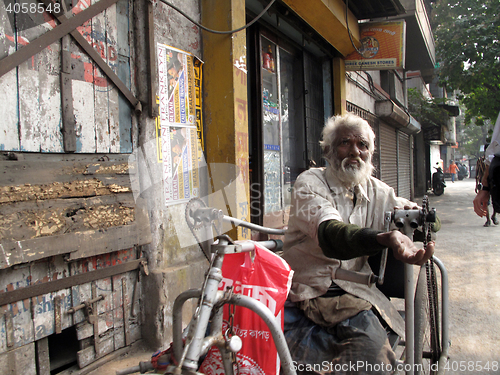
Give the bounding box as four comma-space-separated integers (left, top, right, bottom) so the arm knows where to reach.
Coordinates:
54, 295, 62, 334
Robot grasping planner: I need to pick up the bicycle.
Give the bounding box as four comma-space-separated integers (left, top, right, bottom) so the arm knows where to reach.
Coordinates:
117, 196, 449, 375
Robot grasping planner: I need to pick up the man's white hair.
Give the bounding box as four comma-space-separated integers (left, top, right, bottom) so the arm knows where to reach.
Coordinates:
320, 113, 375, 163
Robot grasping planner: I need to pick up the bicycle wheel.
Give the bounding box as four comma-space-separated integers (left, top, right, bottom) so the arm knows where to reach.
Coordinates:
414, 262, 441, 375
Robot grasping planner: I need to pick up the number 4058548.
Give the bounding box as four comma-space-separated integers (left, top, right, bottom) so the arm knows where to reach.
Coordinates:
5, 2, 61, 14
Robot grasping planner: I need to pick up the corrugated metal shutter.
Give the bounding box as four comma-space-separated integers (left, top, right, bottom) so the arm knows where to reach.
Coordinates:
398, 131, 411, 199
346, 102, 380, 179
379, 123, 398, 192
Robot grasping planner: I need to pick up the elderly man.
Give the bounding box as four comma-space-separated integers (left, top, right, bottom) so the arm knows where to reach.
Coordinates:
282, 114, 435, 374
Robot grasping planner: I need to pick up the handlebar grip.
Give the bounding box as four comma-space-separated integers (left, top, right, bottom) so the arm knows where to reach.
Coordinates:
273, 239, 283, 251
254, 239, 283, 252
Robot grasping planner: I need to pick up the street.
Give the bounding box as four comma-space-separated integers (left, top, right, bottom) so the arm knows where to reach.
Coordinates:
423, 178, 500, 374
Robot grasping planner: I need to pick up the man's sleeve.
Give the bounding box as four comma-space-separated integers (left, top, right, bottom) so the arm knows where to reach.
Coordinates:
317, 219, 386, 260
290, 172, 342, 243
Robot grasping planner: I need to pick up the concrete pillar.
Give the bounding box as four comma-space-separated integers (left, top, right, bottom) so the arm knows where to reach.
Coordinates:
333, 57, 347, 116
201, 0, 250, 240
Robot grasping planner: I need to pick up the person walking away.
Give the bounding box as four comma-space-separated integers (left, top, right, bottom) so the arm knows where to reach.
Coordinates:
474, 111, 500, 224
476, 155, 497, 226
449, 160, 459, 183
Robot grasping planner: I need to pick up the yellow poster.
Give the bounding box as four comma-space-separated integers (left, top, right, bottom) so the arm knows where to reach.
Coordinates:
157, 44, 203, 205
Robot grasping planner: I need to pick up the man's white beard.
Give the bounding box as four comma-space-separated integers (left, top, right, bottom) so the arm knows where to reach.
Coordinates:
332, 156, 373, 187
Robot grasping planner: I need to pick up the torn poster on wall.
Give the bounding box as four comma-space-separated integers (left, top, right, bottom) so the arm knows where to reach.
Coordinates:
157, 44, 203, 206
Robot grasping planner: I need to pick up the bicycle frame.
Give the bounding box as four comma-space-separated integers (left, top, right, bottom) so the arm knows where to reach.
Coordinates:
169, 235, 296, 375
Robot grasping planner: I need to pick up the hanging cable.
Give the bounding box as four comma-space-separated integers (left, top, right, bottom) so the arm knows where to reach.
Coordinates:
345, 0, 365, 56
157, 0, 276, 34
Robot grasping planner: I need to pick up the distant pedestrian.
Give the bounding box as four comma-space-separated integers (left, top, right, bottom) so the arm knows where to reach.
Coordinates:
474, 111, 500, 225
449, 160, 459, 183
476, 156, 497, 226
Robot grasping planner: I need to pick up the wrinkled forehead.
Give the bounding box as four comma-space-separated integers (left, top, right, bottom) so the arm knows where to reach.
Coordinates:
335, 125, 370, 144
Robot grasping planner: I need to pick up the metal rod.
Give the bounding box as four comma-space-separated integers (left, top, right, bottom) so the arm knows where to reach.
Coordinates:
223, 216, 286, 235
405, 263, 415, 375
432, 255, 450, 374
67, 295, 104, 314
229, 294, 296, 375
172, 289, 202, 365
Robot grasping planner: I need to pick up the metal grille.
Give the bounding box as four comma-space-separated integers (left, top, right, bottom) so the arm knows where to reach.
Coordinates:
398, 131, 411, 199
379, 122, 398, 192
304, 52, 324, 167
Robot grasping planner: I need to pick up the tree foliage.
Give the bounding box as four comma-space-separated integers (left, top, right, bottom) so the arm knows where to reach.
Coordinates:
432, 0, 500, 126
407, 88, 450, 128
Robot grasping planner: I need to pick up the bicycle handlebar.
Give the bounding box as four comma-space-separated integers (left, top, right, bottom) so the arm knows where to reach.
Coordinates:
239, 239, 283, 252
223, 216, 286, 235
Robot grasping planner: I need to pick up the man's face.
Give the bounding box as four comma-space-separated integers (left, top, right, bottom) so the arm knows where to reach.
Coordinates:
335, 127, 370, 166
331, 126, 373, 186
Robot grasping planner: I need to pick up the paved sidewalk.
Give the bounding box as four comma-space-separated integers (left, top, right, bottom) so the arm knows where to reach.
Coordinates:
420, 178, 500, 374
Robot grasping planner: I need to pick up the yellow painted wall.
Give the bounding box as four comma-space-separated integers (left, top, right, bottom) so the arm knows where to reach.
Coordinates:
282, 0, 360, 57
201, 0, 250, 239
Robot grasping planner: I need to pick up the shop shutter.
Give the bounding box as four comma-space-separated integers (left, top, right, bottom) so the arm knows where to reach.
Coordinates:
379, 122, 398, 193
398, 131, 411, 200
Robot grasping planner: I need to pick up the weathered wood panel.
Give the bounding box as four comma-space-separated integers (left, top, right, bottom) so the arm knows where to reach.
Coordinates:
16, 5, 62, 153
116, 0, 132, 153
31, 257, 73, 341
0, 154, 151, 268
0, 342, 37, 375
76, 320, 140, 368
0, 2, 20, 151
0, 0, 133, 154
0, 249, 140, 355
0, 265, 34, 352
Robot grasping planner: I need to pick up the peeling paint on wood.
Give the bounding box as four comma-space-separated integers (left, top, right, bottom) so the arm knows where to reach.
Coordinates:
0, 0, 133, 154
0, 179, 132, 204
0, 249, 140, 356
0, 342, 36, 375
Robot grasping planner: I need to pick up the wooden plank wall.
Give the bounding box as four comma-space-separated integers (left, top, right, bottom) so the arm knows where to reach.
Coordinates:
0, 0, 133, 153
0, 250, 141, 367
0, 152, 149, 369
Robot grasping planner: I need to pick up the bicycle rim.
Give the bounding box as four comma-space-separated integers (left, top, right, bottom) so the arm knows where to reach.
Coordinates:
414, 263, 441, 375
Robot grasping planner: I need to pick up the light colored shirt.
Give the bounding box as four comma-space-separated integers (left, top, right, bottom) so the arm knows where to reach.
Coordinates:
282, 167, 413, 337
486, 111, 500, 165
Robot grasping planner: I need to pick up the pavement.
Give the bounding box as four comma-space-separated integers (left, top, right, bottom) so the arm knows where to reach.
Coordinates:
420, 178, 500, 374
76, 178, 500, 375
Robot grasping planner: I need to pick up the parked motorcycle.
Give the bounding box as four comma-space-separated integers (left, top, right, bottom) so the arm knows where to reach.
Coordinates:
432, 166, 446, 196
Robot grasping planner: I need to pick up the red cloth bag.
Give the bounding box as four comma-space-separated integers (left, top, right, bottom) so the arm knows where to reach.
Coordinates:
199, 243, 293, 375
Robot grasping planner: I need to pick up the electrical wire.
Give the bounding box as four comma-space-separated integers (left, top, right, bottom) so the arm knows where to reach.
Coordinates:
345, 0, 365, 56
157, 0, 277, 34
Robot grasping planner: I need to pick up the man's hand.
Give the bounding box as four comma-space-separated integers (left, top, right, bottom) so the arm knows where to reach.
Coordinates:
376, 230, 434, 266
473, 189, 490, 217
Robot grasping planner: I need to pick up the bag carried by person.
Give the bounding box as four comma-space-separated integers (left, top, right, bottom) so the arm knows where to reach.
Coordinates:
199, 243, 293, 375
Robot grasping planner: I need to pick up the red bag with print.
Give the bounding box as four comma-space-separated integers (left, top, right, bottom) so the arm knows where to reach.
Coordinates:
199, 242, 293, 375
